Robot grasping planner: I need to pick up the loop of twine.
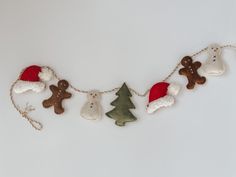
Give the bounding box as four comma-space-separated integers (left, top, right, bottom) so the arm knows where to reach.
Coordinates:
10, 80, 43, 131
21, 111, 43, 131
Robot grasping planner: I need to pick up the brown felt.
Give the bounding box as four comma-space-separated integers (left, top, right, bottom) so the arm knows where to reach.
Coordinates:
42, 80, 72, 114
179, 56, 206, 89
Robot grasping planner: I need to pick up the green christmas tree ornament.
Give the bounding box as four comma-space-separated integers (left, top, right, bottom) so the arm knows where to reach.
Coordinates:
106, 83, 137, 126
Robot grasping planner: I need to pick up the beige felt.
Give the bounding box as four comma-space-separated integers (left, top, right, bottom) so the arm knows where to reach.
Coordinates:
80, 90, 102, 120
202, 44, 226, 76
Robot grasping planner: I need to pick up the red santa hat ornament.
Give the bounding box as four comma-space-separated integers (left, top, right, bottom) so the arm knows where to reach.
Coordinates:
13, 65, 54, 93
147, 82, 181, 114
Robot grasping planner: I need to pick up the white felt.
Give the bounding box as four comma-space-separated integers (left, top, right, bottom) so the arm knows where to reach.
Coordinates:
80, 90, 102, 120
13, 80, 46, 93
167, 83, 181, 96
38, 67, 54, 81
202, 43, 226, 76
147, 95, 175, 114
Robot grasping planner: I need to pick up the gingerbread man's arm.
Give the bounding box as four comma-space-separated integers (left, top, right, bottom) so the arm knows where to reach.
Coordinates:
64, 92, 72, 99
42, 99, 52, 108
179, 68, 187, 75
50, 85, 59, 92
193, 61, 201, 70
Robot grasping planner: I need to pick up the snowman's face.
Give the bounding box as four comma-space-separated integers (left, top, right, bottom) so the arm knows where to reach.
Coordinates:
87, 90, 101, 102
208, 44, 221, 55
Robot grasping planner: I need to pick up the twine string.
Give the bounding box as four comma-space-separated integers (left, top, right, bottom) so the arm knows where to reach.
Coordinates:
46, 44, 236, 97
10, 44, 236, 130
10, 81, 43, 131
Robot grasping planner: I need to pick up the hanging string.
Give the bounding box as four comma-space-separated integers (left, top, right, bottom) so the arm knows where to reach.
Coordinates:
48, 66, 149, 97
221, 44, 236, 49
10, 43, 236, 130
164, 44, 236, 82
46, 44, 236, 98
10, 80, 43, 131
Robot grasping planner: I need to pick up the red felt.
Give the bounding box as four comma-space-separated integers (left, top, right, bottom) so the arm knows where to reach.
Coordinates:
20, 65, 42, 82
149, 82, 170, 103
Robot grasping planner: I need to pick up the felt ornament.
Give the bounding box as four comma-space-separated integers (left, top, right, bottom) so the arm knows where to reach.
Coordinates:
202, 44, 226, 76
106, 83, 137, 126
13, 65, 53, 93
179, 56, 206, 89
80, 90, 102, 120
42, 80, 72, 114
147, 82, 180, 114
9, 43, 236, 131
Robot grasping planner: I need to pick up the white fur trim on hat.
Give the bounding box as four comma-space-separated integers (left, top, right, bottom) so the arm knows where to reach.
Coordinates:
147, 95, 175, 114
167, 83, 181, 96
13, 80, 46, 93
38, 67, 53, 81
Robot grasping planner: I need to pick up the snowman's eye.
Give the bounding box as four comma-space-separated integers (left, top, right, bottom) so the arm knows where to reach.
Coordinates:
213, 59, 216, 62
90, 93, 93, 95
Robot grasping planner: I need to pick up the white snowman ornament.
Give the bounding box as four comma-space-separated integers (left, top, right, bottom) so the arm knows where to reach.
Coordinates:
80, 90, 102, 120
202, 44, 226, 76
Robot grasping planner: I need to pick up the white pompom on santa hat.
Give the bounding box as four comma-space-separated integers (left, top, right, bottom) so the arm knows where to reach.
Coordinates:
147, 82, 181, 114
13, 65, 54, 93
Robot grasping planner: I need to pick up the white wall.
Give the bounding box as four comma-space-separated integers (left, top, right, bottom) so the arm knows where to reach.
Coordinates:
0, 0, 236, 177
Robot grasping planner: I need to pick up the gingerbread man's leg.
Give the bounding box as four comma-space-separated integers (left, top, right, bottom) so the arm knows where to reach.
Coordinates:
186, 78, 195, 89
54, 102, 64, 114
196, 77, 206, 85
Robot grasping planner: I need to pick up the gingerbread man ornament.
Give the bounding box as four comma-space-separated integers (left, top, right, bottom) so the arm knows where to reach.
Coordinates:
179, 56, 206, 89
42, 80, 72, 114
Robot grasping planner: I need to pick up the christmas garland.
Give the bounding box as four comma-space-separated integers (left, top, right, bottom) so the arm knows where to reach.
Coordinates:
10, 43, 236, 131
